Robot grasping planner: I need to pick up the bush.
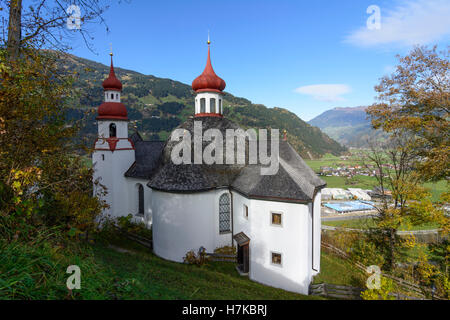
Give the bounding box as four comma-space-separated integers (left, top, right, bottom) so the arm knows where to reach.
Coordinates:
361, 276, 396, 300
351, 239, 385, 268
183, 247, 209, 266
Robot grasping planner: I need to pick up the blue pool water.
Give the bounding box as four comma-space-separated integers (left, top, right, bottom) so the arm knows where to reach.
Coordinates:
324, 201, 375, 213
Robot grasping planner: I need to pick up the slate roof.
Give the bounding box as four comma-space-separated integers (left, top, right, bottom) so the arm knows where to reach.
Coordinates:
125, 134, 165, 179
125, 116, 326, 202
231, 142, 326, 202
147, 117, 245, 192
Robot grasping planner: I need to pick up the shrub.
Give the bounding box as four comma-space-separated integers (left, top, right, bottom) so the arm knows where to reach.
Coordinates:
361, 276, 396, 300
183, 247, 209, 266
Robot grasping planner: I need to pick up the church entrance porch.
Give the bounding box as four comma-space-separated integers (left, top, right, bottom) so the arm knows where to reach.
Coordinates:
233, 232, 250, 276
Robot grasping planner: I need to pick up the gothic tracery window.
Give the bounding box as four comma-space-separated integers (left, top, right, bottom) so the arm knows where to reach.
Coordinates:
219, 193, 231, 233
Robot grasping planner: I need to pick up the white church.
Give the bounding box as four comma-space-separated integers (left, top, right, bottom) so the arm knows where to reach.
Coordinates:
92, 42, 326, 295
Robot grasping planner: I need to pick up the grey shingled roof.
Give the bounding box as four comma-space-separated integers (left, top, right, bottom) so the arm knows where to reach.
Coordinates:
147, 117, 245, 192
231, 141, 326, 202
130, 131, 143, 145
125, 116, 326, 202
125, 139, 165, 179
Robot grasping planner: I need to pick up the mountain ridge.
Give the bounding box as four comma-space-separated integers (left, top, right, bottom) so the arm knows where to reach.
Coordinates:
308, 106, 387, 148
60, 52, 347, 159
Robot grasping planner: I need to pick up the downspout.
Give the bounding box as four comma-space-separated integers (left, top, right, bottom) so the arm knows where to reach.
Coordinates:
229, 187, 234, 249
312, 190, 318, 272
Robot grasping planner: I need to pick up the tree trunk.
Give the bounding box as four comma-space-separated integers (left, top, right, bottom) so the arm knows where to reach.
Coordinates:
388, 228, 396, 270
7, 0, 23, 60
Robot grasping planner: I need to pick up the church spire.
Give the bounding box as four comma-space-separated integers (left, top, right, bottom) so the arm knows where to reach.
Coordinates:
97, 52, 127, 121
102, 51, 123, 92
192, 34, 226, 93
192, 36, 226, 117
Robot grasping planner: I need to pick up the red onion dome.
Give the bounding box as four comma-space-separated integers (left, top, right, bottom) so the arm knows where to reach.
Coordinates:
102, 55, 122, 91
97, 102, 128, 120
192, 45, 226, 93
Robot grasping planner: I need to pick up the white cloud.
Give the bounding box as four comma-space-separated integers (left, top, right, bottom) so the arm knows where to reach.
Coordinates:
383, 65, 396, 74
345, 0, 450, 47
294, 84, 351, 102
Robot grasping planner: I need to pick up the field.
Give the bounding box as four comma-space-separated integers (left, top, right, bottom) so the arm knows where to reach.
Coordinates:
306, 152, 447, 202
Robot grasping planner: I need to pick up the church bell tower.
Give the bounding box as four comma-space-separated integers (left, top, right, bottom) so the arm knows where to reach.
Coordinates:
92, 52, 135, 218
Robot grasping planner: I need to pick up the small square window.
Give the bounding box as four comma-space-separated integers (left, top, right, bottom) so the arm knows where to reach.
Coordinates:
271, 252, 282, 265
244, 205, 248, 219
271, 212, 282, 226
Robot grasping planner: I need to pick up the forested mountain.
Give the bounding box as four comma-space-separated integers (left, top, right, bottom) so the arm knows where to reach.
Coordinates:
60, 53, 346, 159
308, 107, 387, 148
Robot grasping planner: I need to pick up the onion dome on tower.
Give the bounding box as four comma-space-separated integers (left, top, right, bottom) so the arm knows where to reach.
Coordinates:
192, 41, 226, 93
97, 53, 128, 121
191, 36, 226, 117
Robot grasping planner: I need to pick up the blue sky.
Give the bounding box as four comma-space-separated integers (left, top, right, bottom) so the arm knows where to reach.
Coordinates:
67, 0, 450, 121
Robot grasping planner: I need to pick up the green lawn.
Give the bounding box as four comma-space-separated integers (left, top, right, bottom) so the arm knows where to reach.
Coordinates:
0, 236, 325, 300
322, 217, 440, 231
423, 180, 448, 202
313, 250, 366, 287
92, 240, 323, 300
305, 153, 355, 172
320, 175, 377, 189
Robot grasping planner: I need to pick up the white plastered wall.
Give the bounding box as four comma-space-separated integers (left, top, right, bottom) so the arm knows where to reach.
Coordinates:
232, 191, 314, 295
151, 188, 233, 262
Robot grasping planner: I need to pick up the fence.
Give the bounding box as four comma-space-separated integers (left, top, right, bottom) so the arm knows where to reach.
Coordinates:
205, 252, 236, 262
309, 283, 363, 299
322, 225, 446, 243
309, 283, 424, 300
321, 242, 445, 300
113, 225, 153, 249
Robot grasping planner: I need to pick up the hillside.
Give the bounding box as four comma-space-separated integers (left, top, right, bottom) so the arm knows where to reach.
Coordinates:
60, 53, 346, 159
308, 106, 387, 148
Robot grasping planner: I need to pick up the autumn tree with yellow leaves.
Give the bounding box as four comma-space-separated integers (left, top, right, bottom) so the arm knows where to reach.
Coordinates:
359, 45, 449, 298
0, 1, 111, 240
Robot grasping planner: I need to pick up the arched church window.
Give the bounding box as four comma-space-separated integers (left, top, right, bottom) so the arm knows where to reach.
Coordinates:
219, 193, 231, 233
138, 184, 144, 215
200, 98, 206, 113
116, 93, 119, 99
210, 98, 216, 113
219, 99, 222, 114
111, 93, 114, 99
109, 123, 117, 138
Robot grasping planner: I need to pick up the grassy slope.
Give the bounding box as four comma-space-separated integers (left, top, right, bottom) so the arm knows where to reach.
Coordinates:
322, 218, 440, 231
0, 236, 326, 300
313, 251, 366, 287
93, 241, 322, 300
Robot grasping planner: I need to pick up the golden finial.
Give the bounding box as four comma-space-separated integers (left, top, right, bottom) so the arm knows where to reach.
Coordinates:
109, 43, 113, 56
207, 30, 211, 45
